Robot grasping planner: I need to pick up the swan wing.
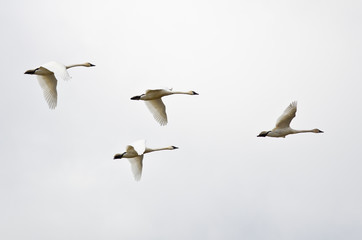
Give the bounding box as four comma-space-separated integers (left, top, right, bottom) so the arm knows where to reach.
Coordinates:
275, 101, 297, 128
130, 139, 146, 155
125, 145, 138, 156
36, 74, 57, 109
145, 88, 171, 94
145, 99, 168, 126
144, 89, 171, 99
41, 61, 71, 81
128, 155, 144, 181
145, 89, 163, 94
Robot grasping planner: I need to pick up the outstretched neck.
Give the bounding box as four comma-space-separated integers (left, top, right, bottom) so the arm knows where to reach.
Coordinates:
145, 147, 173, 153
171, 91, 193, 95
66, 63, 89, 69
292, 129, 315, 134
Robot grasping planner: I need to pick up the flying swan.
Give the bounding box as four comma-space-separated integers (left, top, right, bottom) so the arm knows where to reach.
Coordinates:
25, 61, 95, 109
257, 101, 323, 138
113, 139, 178, 181
131, 88, 199, 126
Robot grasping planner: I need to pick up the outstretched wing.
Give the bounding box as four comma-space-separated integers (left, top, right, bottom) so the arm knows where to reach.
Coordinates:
275, 101, 297, 128
128, 155, 144, 181
145, 99, 168, 126
125, 145, 138, 156
130, 139, 146, 155
144, 89, 171, 99
36, 73, 57, 109
41, 61, 71, 81
145, 89, 164, 94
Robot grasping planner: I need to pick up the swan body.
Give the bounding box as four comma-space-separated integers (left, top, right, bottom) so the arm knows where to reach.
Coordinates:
113, 139, 178, 181
257, 101, 323, 138
25, 61, 95, 109
131, 88, 199, 126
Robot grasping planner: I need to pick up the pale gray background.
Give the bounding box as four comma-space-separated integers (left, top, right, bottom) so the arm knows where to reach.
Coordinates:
1, 0, 361, 239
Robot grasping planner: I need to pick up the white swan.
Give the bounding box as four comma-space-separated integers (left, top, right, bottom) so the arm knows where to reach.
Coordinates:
25, 61, 95, 109
131, 88, 199, 126
257, 101, 323, 138
113, 139, 178, 181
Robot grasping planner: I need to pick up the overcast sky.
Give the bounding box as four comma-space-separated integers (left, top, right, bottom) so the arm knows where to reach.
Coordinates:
1, 0, 362, 239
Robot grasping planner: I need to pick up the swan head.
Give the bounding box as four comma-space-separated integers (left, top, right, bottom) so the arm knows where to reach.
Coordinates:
113, 152, 126, 160
257, 131, 271, 137
85, 62, 95, 67
190, 91, 199, 95
313, 129, 324, 133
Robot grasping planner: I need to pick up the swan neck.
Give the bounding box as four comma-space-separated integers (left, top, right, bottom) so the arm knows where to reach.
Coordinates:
145, 147, 170, 153
171, 91, 191, 95
66, 63, 87, 69
293, 129, 314, 134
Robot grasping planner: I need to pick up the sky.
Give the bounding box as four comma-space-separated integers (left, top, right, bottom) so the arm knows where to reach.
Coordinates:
1, 0, 362, 239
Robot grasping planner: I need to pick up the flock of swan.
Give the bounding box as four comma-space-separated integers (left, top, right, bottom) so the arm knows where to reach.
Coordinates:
25, 61, 324, 181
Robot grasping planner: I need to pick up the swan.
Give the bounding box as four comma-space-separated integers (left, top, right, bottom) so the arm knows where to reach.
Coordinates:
257, 101, 323, 138
130, 88, 199, 126
24, 61, 95, 109
113, 139, 178, 181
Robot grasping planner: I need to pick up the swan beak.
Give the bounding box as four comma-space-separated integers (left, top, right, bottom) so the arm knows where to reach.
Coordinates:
113, 153, 125, 160
319, 130, 324, 133
24, 69, 35, 74
192, 91, 199, 95
172, 146, 179, 149
89, 63, 96, 67
131, 95, 141, 100
257, 131, 270, 137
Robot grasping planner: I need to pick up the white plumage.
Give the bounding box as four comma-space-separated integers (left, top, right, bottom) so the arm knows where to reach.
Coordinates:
25, 61, 95, 109
114, 140, 178, 181
257, 101, 324, 138
131, 88, 199, 126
